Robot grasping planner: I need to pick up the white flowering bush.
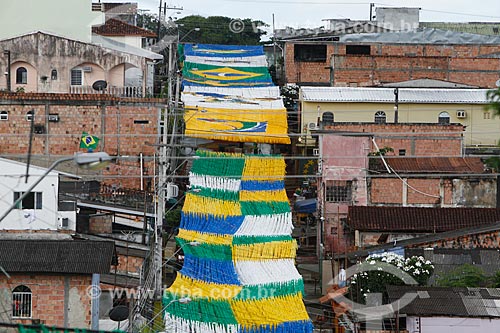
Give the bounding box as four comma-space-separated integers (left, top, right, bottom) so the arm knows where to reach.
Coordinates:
349, 253, 434, 303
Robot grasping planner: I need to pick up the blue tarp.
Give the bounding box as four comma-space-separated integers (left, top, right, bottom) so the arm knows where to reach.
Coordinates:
294, 198, 317, 214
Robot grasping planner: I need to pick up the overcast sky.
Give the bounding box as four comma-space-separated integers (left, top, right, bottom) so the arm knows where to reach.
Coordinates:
130, 0, 500, 24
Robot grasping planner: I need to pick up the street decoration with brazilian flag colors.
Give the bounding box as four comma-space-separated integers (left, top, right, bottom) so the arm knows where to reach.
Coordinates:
80, 132, 100, 150
180, 43, 291, 144
164, 151, 313, 333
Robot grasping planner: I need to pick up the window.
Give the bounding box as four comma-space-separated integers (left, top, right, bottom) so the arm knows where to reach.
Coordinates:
325, 180, 352, 202
322, 112, 334, 125
294, 44, 327, 62
438, 111, 450, 125
0, 111, 8, 121
25, 110, 33, 122
51, 69, 58, 80
484, 111, 491, 119
399, 149, 406, 156
70, 69, 83, 86
16, 67, 27, 84
374, 111, 386, 124
14, 192, 42, 209
346, 45, 371, 55
12, 285, 32, 318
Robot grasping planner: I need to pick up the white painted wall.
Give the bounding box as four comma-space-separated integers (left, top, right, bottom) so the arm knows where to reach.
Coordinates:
105, 36, 143, 49
0, 0, 104, 42
407, 316, 500, 333
0, 158, 72, 231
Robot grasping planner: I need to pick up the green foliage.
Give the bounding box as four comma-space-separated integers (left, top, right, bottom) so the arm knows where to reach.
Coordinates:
175, 15, 267, 44
485, 155, 500, 172
436, 264, 489, 287
368, 146, 394, 156
486, 87, 500, 116
165, 206, 182, 228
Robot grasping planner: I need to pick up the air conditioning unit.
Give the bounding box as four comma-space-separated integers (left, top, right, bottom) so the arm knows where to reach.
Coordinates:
456, 110, 467, 119
82, 66, 92, 72
313, 148, 320, 156
308, 122, 319, 130
48, 114, 59, 122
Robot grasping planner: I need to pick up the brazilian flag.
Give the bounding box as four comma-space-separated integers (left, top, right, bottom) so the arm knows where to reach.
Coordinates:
80, 132, 100, 150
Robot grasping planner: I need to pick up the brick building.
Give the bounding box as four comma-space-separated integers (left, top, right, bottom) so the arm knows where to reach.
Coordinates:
285, 29, 500, 87
0, 237, 114, 328
0, 92, 165, 189
317, 123, 496, 257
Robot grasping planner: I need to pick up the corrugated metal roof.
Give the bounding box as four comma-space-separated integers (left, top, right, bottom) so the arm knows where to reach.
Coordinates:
339, 28, 500, 44
301, 87, 490, 103
371, 157, 486, 174
387, 286, 500, 318
348, 206, 500, 232
0, 240, 114, 274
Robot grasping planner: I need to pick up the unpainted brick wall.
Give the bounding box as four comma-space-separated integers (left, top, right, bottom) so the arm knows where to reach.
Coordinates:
0, 274, 92, 327
285, 42, 500, 88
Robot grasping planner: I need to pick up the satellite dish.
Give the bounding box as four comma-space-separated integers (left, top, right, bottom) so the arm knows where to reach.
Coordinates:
496, 79, 500, 87
109, 305, 129, 322
92, 80, 108, 91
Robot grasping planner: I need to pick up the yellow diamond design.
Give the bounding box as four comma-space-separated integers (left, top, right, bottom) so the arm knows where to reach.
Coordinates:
190, 67, 263, 81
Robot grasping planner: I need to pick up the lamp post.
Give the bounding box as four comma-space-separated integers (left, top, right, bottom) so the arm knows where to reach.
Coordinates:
3, 50, 11, 92
178, 27, 201, 43
0, 152, 113, 223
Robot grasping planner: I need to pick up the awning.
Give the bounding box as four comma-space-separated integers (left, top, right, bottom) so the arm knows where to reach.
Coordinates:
294, 198, 317, 214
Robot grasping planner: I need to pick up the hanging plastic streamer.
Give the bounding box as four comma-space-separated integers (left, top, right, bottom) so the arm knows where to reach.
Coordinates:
181, 43, 291, 145
164, 151, 313, 333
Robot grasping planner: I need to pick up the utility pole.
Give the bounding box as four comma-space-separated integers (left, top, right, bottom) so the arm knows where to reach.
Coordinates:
273, 14, 277, 70
3, 50, 11, 92
369, 3, 375, 21
394, 88, 399, 123
157, 0, 163, 42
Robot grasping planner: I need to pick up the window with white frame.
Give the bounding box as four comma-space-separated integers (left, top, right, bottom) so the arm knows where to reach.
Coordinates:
374, 111, 386, 124
14, 192, 42, 209
0, 111, 8, 121
325, 180, 353, 203
438, 111, 450, 125
70, 69, 83, 86
12, 285, 32, 318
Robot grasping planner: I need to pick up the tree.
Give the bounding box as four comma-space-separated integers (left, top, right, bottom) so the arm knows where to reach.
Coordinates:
484, 87, 500, 171
487, 87, 500, 115
436, 264, 488, 287
175, 15, 267, 45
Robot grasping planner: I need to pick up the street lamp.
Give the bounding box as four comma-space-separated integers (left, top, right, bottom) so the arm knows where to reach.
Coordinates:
178, 27, 201, 43
0, 152, 114, 223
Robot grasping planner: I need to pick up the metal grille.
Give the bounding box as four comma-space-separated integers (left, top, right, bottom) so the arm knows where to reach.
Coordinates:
70, 69, 82, 86
325, 180, 352, 203
12, 291, 31, 318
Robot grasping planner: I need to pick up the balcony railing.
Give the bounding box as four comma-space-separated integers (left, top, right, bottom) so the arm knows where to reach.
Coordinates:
70, 85, 153, 98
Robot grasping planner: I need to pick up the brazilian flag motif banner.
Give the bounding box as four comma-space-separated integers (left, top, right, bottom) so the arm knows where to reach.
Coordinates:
183, 62, 273, 88
164, 151, 313, 333
181, 43, 290, 144
184, 106, 290, 144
